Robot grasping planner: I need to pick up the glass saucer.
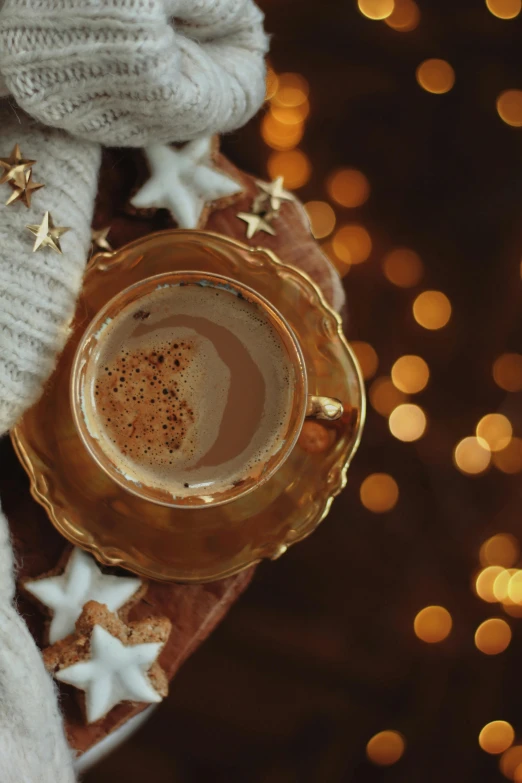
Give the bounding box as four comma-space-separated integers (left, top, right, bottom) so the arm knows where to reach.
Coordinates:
12, 231, 365, 583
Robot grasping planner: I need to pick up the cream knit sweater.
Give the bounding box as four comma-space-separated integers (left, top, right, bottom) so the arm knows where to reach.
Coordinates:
0, 2, 268, 780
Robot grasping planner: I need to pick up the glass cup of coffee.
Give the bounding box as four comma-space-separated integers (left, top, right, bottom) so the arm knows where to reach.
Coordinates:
71, 271, 343, 508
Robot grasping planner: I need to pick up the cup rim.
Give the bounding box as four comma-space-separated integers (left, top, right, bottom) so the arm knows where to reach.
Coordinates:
70, 270, 308, 509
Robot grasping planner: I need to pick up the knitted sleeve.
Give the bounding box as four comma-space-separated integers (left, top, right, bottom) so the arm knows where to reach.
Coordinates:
0, 0, 269, 147
0, 104, 100, 433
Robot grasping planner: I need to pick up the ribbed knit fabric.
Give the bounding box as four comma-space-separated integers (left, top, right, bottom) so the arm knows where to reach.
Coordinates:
0, 104, 100, 431
0, 0, 269, 146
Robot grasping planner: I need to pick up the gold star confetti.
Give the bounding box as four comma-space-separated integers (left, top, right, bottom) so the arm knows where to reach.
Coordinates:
91, 226, 113, 252
6, 169, 44, 208
237, 211, 277, 239
0, 143, 36, 186
26, 212, 70, 254
255, 176, 294, 211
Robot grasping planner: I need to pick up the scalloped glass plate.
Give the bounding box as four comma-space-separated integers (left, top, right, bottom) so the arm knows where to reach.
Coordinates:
12, 231, 365, 583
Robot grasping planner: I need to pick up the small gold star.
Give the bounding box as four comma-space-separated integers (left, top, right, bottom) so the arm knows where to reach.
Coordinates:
255, 177, 294, 211
6, 169, 44, 208
26, 212, 70, 254
0, 143, 36, 185
91, 226, 112, 252
237, 211, 276, 239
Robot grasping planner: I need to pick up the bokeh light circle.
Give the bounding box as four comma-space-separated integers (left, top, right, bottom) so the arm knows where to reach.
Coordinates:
370, 376, 408, 416
416, 59, 455, 94
327, 168, 370, 207
475, 619, 512, 655
304, 201, 336, 239
476, 414, 513, 452
414, 606, 452, 643
500, 745, 522, 779
497, 90, 522, 127
475, 566, 505, 602
385, 0, 420, 30
383, 248, 423, 287
360, 473, 399, 513
389, 404, 427, 442
480, 534, 519, 568
350, 341, 379, 380
479, 721, 515, 754
267, 150, 311, 190
366, 731, 405, 766
391, 355, 429, 393
413, 291, 452, 329
333, 224, 372, 264
358, 0, 395, 20
454, 437, 491, 475
493, 353, 522, 391
486, 0, 522, 18
493, 438, 522, 473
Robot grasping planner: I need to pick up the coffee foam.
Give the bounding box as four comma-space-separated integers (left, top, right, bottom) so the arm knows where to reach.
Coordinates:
83, 283, 294, 499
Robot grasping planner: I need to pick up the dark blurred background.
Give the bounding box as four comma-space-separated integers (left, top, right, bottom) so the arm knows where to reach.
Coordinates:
88, 1, 522, 780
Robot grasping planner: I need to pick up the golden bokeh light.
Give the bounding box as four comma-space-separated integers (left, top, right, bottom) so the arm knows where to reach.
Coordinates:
487, 0, 521, 18
493, 568, 517, 602
479, 721, 515, 755
391, 355, 429, 394
416, 59, 456, 94
370, 376, 408, 416
350, 341, 379, 380
476, 414, 513, 452
383, 248, 423, 287
304, 201, 336, 239
332, 224, 372, 264
493, 438, 522, 474
497, 90, 522, 127
389, 403, 427, 442
366, 731, 405, 766
413, 290, 452, 330
360, 473, 399, 513
476, 566, 506, 602
270, 101, 310, 124
326, 168, 370, 208
261, 113, 304, 151
475, 619, 512, 655
265, 67, 279, 101
504, 603, 522, 618
322, 240, 351, 278
358, 0, 395, 20
516, 764, 522, 783
480, 534, 519, 568
385, 0, 420, 30
500, 745, 522, 779
267, 150, 311, 190
455, 437, 491, 475
493, 353, 522, 392
508, 570, 522, 603
271, 72, 309, 108
414, 606, 452, 643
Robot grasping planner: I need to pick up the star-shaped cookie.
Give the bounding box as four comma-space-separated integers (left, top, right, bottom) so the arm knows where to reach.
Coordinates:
24, 547, 143, 643
43, 601, 171, 723
130, 138, 242, 228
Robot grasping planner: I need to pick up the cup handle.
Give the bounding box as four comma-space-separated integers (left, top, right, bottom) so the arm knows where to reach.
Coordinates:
306, 396, 344, 421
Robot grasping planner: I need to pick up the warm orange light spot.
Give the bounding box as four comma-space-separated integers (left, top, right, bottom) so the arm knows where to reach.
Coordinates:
497, 90, 522, 127
261, 113, 304, 151
360, 473, 399, 513
270, 101, 310, 125
389, 404, 427, 442
414, 606, 452, 643
385, 0, 420, 30
477, 414, 513, 452
391, 355, 429, 393
267, 150, 311, 190
487, 0, 521, 18
265, 67, 279, 101
271, 72, 309, 108
416, 59, 455, 94
479, 721, 515, 754
366, 731, 405, 766
494, 438, 522, 474
413, 290, 451, 329
500, 745, 522, 779
493, 353, 522, 391
304, 201, 336, 239
515, 762, 522, 782
326, 168, 370, 207
350, 341, 379, 380
332, 224, 372, 264
493, 569, 517, 602
383, 248, 423, 287
370, 376, 408, 416
475, 619, 512, 655
480, 534, 519, 568
455, 437, 491, 475
476, 566, 505, 602
322, 240, 351, 278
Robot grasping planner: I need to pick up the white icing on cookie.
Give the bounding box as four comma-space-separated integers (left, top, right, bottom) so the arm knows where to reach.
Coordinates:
25, 548, 142, 644
130, 138, 242, 228
55, 625, 163, 723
